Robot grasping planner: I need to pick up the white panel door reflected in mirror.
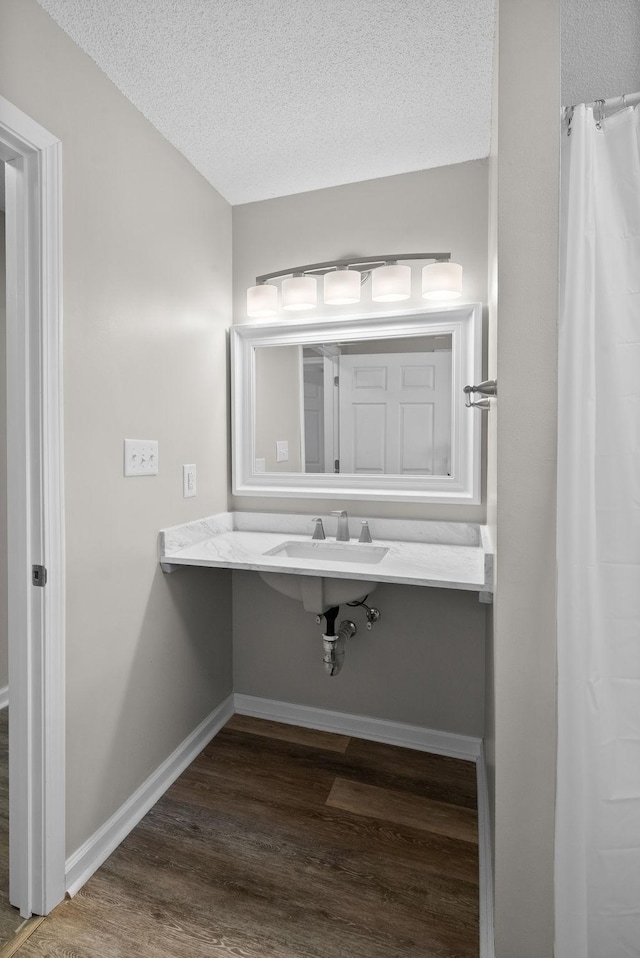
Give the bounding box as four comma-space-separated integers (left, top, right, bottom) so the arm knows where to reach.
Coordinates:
232, 305, 482, 503
295, 337, 453, 477
335, 343, 452, 476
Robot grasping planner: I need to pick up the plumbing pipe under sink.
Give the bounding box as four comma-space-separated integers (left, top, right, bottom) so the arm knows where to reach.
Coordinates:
319, 607, 357, 676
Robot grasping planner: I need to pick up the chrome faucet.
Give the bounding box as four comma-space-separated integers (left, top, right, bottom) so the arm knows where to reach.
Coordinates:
311, 517, 325, 540
331, 510, 350, 542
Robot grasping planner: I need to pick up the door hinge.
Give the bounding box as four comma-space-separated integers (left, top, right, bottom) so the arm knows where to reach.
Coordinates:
334, 459, 340, 473
334, 376, 339, 387
32, 565, 47, 587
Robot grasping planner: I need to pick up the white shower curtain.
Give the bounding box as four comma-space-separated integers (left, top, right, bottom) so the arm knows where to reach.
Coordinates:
556, 102, 640, 957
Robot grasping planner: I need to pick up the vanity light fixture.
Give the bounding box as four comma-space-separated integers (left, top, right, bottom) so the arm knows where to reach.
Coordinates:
246, 253, 463, 317
422, 260, 463, 300
324, 267, 361, 305
281, 273, 318, 310
371, 263, 412, 302
246, 282, 278, 317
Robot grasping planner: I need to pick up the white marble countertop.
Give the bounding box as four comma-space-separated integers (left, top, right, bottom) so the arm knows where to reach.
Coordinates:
159, 512, 494, 597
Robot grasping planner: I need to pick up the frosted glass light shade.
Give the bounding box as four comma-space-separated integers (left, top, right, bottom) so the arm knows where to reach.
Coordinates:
422, 261, 463, 300
281, 274, 317, 310
247, 283, 278, 317
371, 263, 411, 302
324, 268, 361, 305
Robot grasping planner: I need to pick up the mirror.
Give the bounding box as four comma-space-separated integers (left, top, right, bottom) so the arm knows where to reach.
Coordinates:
255, 334, 453, 476
232, 304, 482, 503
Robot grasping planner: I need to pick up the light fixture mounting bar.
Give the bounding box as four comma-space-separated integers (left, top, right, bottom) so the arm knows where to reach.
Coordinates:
255, 252, 451, 285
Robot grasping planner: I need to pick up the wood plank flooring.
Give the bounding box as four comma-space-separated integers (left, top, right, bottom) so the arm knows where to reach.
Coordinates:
14, 714, 479, 958
0, 708, 27, 949
326, 778, 478, 844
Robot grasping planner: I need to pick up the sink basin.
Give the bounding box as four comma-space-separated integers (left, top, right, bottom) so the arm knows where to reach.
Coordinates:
258, 571, 379, 614
263, 540, 388, 564
259, 540, 386, 613
258, 572, 378, 615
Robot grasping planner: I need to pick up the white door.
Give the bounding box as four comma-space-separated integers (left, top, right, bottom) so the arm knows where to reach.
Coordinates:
339, 352, 451, 475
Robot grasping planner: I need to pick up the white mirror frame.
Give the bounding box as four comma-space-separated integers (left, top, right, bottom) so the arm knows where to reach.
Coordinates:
231, 303, 482, 503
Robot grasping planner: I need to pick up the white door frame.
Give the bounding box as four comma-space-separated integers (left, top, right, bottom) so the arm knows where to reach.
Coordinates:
300, 353, 324, 473
0, 96, 66, 916
324, 355, 338, 472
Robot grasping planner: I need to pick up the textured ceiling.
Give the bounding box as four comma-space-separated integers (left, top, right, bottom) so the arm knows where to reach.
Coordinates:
35, 0, 496, 205
562, 0, 640, 105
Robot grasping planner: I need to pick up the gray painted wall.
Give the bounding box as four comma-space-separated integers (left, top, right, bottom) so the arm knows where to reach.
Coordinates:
231, 160, 489, 523
254, 346, 303, 473
234, 572, 486, 737
490, 0, 560, 954
484, 6, 499, 878
0, 211, 6, 692
231, 161, 490, 741
486, 2, 640, 951
0, 0, 233, 855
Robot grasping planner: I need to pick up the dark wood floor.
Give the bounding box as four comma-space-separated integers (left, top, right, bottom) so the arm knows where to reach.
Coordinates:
14, 715, 479, 958
0, 708, 27, 949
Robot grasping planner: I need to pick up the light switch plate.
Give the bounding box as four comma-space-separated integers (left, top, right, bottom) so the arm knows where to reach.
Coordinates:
183, 463, 196, 498
276, 440, 289, 463
124, 439, 158, 476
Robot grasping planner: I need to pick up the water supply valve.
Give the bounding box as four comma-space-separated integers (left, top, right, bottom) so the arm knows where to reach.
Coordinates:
347, 596, 381, 631
364, 606, 381, 630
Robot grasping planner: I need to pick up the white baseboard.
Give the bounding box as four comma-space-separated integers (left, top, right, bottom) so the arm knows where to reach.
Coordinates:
65, 693, 234, 897
233, 693, 481, 760
477, 742, 496, 958
0, 685, 7, 710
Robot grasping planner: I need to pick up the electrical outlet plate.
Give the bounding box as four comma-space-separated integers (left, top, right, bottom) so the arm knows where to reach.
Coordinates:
124, 439, 159, 476
183, 463, 196, 498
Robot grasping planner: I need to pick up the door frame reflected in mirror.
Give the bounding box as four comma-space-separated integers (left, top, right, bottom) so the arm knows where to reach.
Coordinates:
231, 303, 483, 503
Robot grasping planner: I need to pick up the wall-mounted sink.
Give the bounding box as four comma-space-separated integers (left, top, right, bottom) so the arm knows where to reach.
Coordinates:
258, 570, 378, 614
158, 512, 494, 606
259, 541, 387, 612
263, 540, 388, 564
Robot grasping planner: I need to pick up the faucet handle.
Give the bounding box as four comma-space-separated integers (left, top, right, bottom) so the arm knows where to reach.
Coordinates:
358, 521, 372, 544
311, 517, 325, 540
